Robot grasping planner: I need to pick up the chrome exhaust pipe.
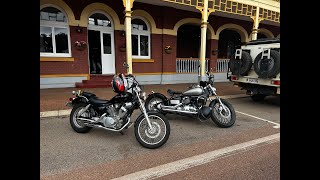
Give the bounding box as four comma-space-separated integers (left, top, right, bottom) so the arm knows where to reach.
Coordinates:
162, 108, 198, 114
80, 117, 132, 132
159, 103, 183, 109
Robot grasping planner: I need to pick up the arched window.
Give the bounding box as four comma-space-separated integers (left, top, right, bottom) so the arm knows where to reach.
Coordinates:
40, 6, 71, 57
131, 18, 151, 59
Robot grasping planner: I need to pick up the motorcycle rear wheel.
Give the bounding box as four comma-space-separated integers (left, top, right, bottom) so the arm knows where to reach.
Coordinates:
70, 103, 92, 133
134, 112, 170, 149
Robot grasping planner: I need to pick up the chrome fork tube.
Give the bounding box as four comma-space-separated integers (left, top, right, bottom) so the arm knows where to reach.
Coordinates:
136, 89, 153, 130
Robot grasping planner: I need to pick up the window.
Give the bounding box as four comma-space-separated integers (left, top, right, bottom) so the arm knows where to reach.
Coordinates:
40, 6, 71, 57
131, 18, 150, 59
88, 13, 111, 27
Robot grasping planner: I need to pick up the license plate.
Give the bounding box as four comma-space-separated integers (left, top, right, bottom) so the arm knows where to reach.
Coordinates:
247, 78, 258, 83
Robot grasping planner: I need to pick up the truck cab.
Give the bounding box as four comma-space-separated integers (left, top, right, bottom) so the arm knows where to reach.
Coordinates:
227, 38, 280, 101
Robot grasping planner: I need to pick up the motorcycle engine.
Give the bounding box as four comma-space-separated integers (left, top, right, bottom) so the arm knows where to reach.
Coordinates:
101, 103, 132, 129
196, 96, 207, 107
182, 105, 197, 112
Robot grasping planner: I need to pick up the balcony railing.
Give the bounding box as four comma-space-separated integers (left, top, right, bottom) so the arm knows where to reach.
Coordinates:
176, 58, 209, 73
161, 0, 280, 23
216, 59, 230, 72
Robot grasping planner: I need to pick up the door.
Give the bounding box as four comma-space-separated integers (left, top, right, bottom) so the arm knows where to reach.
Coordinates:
100, 32, 115, 74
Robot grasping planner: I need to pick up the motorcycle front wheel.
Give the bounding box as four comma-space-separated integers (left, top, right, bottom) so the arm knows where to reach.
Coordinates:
209, 98, 236, 128
134, 112, 170, 149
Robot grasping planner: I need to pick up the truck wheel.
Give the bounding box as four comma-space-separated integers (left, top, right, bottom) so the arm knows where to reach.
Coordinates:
251, 94, 267, 102
229, 51, 252, 76
254, 50, 280, 78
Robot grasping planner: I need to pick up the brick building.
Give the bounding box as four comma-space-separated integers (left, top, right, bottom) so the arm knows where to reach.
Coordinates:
40, 0, 280, 88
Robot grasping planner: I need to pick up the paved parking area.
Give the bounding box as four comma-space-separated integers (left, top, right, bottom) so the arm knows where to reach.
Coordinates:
40, 96, 280, 179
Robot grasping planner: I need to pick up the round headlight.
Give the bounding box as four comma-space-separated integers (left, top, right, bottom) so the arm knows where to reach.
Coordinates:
140, 92, 147, 101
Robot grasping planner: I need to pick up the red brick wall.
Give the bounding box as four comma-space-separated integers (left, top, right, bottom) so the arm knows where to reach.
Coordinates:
114, 30, 127, 74
40, 26, 89, 75
132, 34, 163, 73
209, 39, 219, 72
162, 34, 177, 73
44, 0, 280, 76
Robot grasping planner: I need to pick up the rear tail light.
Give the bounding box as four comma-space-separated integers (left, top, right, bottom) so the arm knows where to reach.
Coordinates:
231, 75, 238, 81
69, 97, 75, 101
271, 80, 280, 85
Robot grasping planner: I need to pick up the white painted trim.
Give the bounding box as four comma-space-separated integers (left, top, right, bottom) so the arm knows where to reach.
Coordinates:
87, 10, 114, 32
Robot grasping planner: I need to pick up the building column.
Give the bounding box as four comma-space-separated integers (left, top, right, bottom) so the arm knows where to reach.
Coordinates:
123, 0, 134, 74
251, 7, 263, 41
197, 0, 213, 82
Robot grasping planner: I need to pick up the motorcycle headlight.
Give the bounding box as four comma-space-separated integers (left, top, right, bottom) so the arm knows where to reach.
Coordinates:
140, 92, 147, 101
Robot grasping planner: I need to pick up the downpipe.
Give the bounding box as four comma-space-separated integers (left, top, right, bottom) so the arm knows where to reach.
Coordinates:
78, 117, 132, 132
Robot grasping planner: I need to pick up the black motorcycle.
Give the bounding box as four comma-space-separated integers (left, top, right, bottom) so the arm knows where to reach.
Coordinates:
145, 72, 236, 128
66, 74, 170, 149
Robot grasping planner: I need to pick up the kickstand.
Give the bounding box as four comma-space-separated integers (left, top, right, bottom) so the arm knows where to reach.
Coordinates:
119, 131, 125, 135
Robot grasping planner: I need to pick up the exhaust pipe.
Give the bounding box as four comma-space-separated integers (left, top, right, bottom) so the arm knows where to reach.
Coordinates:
77, 117, 132, 132
162, 108, 198, 114
159, 103, 183, 110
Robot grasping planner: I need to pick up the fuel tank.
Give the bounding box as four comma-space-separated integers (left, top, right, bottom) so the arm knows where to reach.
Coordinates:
183, 87, 203, 96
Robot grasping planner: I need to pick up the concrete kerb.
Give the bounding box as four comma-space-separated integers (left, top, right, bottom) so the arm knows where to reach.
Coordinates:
40, 94, 249, 118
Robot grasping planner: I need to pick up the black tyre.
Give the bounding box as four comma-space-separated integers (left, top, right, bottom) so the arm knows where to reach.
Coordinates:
253, 50, 280, 78
70, 103, 92, 133
229, 51, 252, 75
251, 94, 267, 102
145, 94, 167, 115
134, 112, 170, 149
209, 98, 236, 128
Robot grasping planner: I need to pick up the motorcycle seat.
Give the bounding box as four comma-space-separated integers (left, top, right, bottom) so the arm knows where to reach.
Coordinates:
167, 89, 182, 96
89, 96, 109, 105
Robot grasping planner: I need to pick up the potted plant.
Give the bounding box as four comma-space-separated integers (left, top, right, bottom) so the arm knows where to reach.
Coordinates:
74, 41, 87, 51
164, 46, 172, 54
119, 44, 126, 52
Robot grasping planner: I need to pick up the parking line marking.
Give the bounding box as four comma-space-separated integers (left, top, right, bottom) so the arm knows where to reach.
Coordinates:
112, 133, 280, 180
236, 111, 280, 128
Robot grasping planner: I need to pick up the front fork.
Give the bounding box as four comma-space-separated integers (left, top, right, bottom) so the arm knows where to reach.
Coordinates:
136, 91, 154, 130
209, 96, 227, 112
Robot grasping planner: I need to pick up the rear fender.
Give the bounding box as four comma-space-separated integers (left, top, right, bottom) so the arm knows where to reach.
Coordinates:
72, 97, 89, 105
147, 92, 169, 105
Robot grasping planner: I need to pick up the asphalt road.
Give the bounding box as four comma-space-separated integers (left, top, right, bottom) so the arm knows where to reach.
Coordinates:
40, 96, 280, 180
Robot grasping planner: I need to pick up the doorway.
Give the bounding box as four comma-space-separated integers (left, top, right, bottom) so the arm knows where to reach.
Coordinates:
87, 12, 115, 75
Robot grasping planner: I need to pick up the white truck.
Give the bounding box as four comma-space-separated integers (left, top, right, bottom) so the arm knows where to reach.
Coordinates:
227, 38, 280, 101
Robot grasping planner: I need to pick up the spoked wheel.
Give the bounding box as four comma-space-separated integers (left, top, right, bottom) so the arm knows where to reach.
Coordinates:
145, 94, 167, 115
134, 112, 170, 149
209, 98, 236, 128
70, 103, 92, 133
146, 97, 163, 112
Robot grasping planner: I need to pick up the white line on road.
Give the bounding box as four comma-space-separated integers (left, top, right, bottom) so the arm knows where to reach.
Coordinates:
112, 133, 280, 180
236, 111, 280, 128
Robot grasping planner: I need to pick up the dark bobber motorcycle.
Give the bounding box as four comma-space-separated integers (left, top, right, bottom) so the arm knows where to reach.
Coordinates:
145, 72, 236, 128
66, 73, 170, 149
